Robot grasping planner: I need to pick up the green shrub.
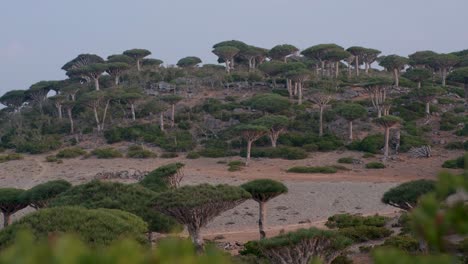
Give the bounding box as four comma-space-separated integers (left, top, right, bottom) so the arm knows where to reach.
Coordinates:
0, 153, 23, 163
456, 124, 468, 136
338, 226, 393, 242
362, 152, 375, 158
241, 146, 307, 160
15, 136, 62, 154
337, 157, 354, 164
366, 162, 385, 169
400, 134, 429, 152
381, 235, 419, 252
127, 145, 156, 158
198, 148, 238, 158
326, 214, 388, 229
382, 180, 436, 211
227, 160, 246, 172
0, 207, 148, 248
444, 141, 465, 150
50, 181, 181, 233
56, 147, 86, 158
331, 165, 351, 171
45, 155, 60, 163
442, 155, 466, 169
186, 151, 200, 159
347, 134, 384, 154
91, 148, 123, 159
303, 143, 318, 152
140, 163, 185, 192
278, 133, 344, 151
287, 166, 337, 174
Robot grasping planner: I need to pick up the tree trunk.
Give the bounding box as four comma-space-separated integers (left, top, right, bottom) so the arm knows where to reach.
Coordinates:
246, 140, 252, 165
160, 112, 165, 131
355, 56, 359, 76
67, 108, 74, 134
395, 129, 400, 154
319, 106, 324, 137
258, 202, 266, 239
269, 131, 280, 148
187, 226, 204, 254
137, 59, 141, 71
393, 68, 399, 87
230, 58, 235, 70
349, 120, 353, 140
94, 77, 100, 91
298, 83, 303, 105
57, 104, 63, 120
171, 104, 175, 128
3, 213, 11, 228
335, 61, 340, 78
384, 127, 390, 161
101, 100, 110, 131
365, 62, 369, 74
417, 81, 421, 89
425, 102, 430, 115
347, 63, 352, 78
115, 75, 120, 85
377, 109, 382, 118
225, 61, 230, 73
321, 60, 325, 77
131, 103, 136, 121
93, 107, 101, 132
442, 68, 447, 86
286, 79, 292, 98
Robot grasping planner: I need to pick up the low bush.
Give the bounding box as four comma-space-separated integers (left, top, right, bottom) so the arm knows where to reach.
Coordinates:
455, 124, 468, 136
400, 134, 429, 152
442, 155, 466, 169
278, 133, 344, 151
227, 160, 245, 172
160, 152, 178, 159
366, 162, 385, 169
15, 136, 62, 154
0, 153, 23, 163
56, 147, 86, 158
186, 151, 200, 159
381, 235, 419, 252
127, 145, 156, 158
241, 146, 308, 160
338, 226, 392, 242
45, 155, 60, 163
326, 214, 388, 229
362, 152, 375, 158
331, 165, 351, 171
287, 166, 337, 174
337, 157, 354, 164
347, 134, 384, 154
139, 163, 184, 192
198, 148, 238, 158
91, 148, 123, 159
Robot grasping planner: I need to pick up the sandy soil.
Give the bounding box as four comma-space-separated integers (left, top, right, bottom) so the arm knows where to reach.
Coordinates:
0, 147, 464, 241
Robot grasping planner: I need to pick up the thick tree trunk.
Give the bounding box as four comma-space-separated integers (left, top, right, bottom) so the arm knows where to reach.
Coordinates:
3, 213, 11, 228
187, 226, 204, 254
349, 120, 353, 140
319, 106, 324, 137
298, 83, 303, 105
94, 78, 100, 91
286, 79, 292, 98
115, 75, 120, 85
101, 100, 110, 131
93, 107, 101, 132
393, 68, 399, 87
258, 202, 266, 239
425, 102, 430, 115
377, 109, 382, 118
355, 56, 359, 76
131, 103, 136, 121
347, 65, 352, 78
269, 131, 280, 148
441, 68, 447, 86
57, 104, 62, 119
384, 127, 390, 161
171, 104, 175, 128
321, 61, 325, 77
160, 112, 165, 131
246, 140, 252, 165
137, 59, 141, 71
225, 61, 230, 73
365, 62, 369, 74
417, 81, 421, 89
67, 108, 74, 134
335, 61, 340, 78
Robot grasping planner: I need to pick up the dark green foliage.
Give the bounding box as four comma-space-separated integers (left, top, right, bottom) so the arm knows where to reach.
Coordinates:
160, 152, 178, 158
244, 93, 290, 113
240, 146, 307, 160
362, 152, 375, 158
45, 155, 60, 163
337, 157, 354, 164
278, 133, 344, 151
91, 147, 123, 159
382, 180, 435, 210
56, 147, 86, 158
186, 151, 200, 159
326, 214, 388, 229
335, 103, 367, 121
287, 166, 337, 174
50, 181, 180, 233
441, 155, 466, 169
400, 134, 429, 152
126, 145, 156, 158
381, 235, 420, 252
15, 136, 62, 154
21, 180, 71, 209
0, 207, 148, 248
439, 112, 468, 131
0, 188, 28, 225
338, 226, 393, 242
347, 134, 384, 153
444, 141, 468, 150
227, 160, 245, 171
0, 154, 23, 163
177, 56, 202, 68
455, 124, 468, 136
366, 162, 385, 169
241, 179, 288, 202
139, 163, 185, 192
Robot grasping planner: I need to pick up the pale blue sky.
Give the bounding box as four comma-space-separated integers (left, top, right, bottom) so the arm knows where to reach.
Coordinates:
1, 0, 467, 95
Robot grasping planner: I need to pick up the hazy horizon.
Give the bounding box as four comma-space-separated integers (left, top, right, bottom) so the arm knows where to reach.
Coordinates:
1, 0, 467, 95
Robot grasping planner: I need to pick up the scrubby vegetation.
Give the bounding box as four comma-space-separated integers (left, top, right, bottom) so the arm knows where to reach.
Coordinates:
442, 154, 466, 169
91, 147, 123, 159
287, 166, 338, 174
56, 147, 86, 158
0, 153, 23, 163
366, 162, 386, 169
126, 145, 157, 158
